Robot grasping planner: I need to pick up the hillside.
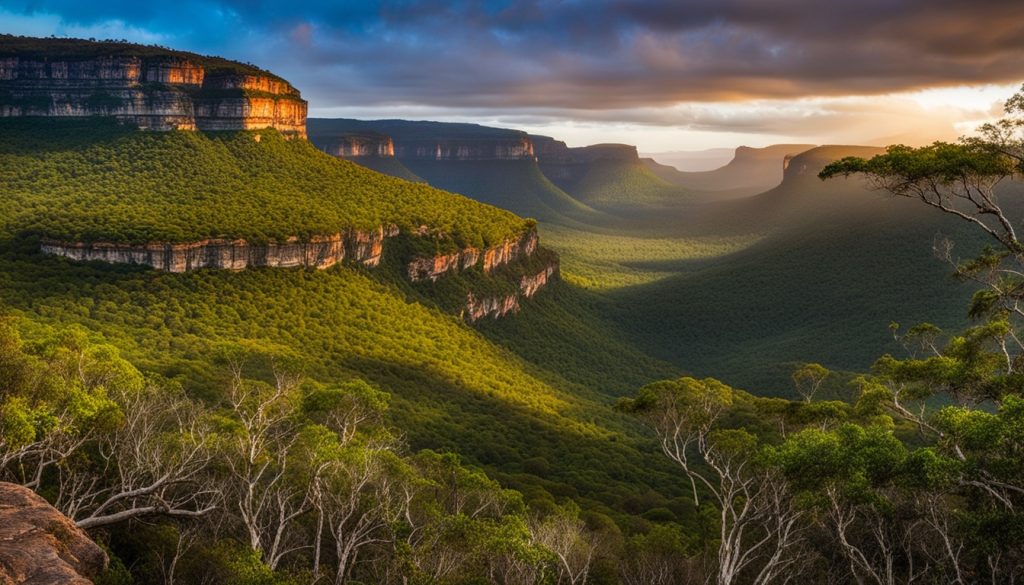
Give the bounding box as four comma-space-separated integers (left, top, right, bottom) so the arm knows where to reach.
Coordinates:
0, 118, 524, 248
0, 112, 688, 550
601, 145, 985, 391
539, 143, 691, 213
646, 144, 816, 198
308, 118, 611, 227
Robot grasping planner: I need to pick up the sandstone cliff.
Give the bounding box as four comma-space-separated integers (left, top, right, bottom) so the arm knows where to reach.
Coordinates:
41, 227, 557, 320
406, 230, 539, 281
394, 136, 533, 161
308, 119, 535, 162
0, 36, 307, 136
0, 482, 108, 585
464, 262, 559, 321
535, 142, 641, 184
311, 131, 395, 158
42, 226, 399, 273
529, 135, 574, 164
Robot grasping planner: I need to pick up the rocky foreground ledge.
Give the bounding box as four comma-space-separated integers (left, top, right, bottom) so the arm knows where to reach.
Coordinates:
0, 482, 107, 585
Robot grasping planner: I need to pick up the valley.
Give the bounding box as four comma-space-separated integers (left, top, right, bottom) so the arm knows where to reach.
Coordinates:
1, 25, 1021, 585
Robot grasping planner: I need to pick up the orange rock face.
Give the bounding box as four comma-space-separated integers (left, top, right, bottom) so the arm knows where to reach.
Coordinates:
0, 54, 308, 137
41, 226, 398, 273
407, 230, 538, 281
0, 482, 108, 585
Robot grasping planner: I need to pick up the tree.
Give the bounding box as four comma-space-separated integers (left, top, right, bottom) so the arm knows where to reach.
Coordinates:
619, 377, 809, 585
0, 322, 217, 529
792, 363, 830, 403
530, 503, 606, 585
817, 84, 1024, 582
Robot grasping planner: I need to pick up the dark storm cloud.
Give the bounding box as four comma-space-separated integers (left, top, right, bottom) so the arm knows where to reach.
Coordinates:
3, 0, 1024, 111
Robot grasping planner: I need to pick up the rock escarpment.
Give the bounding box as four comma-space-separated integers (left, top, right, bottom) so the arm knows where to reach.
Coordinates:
464, 262, 559, 321
42, 226, 399, 272
41, 227, 557, 320
407, 230, 539, 281
0, 482, 108, 585
394, 135, 533, 161
0, 37, 307, 136
307, 119, 535, 162
311, 131, 395, 158
536, 142, 641, 184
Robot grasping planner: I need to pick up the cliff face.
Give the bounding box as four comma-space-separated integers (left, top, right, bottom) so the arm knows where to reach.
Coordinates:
530, 135, 574, 164
464, 262, 559, 321
536, 142, 641, 184
568, 143, 639, 163
0, 482, 108, 585
312, 132, 395, 158
407, 230, 538, 281
42, 226, 398, 272
0, 53, 307, 136
394, 136, 534, 161
41, 227, 556, 320
307, 119, 536, 162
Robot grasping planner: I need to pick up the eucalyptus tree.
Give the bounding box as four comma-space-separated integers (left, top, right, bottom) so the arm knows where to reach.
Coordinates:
817, 85, 1024, 582
619, 377, 810, 585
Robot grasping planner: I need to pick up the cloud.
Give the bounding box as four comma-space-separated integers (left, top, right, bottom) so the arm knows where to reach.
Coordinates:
2, 1, 1022, 149
4, 1, 1024, 109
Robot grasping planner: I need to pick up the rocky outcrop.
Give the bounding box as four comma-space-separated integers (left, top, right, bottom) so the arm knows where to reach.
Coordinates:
42, 226, 399, 272
568, 143, 639, 163
307, 119, 536, 162
0, 482, 108, 585
311, 132, 395, 158
519, 263, 558, 297
536, 142, 642, 183
0, 38, 307, 136
464, 261, 559, 321
465, 292, 520, 321
530, 135, 574, 164
394, 136, 533, 161
407, 230, 538, 281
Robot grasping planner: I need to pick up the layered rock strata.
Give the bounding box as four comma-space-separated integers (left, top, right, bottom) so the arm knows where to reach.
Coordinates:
406, 230, 539, 281
394, 136, 533, 161
0, 482, 108, 585
464, 262, 559, 321
0, 51, 307, 136
311, 132, 395, 158
42, 227, 556, 320
42, 226, 398, 273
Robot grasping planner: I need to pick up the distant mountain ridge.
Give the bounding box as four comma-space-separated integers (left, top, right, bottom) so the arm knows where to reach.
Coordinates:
645, 144, 817, 198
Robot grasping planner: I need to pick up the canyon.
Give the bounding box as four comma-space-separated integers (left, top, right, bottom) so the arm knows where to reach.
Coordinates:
0, 37, 307, 136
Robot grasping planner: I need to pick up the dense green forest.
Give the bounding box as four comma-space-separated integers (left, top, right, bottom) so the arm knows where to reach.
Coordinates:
3, 33, 1024, 584
0, 119, 527, 249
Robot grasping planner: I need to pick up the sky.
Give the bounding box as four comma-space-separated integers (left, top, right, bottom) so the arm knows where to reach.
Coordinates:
2, 0, 1023, 151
